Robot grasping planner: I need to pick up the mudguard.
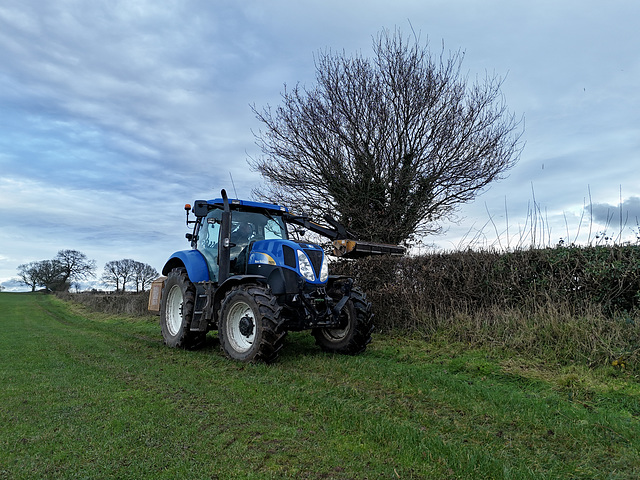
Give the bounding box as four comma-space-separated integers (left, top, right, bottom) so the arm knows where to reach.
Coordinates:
162, 250, 209, 283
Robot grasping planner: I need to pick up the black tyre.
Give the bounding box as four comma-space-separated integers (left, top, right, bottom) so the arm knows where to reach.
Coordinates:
160, 268, 205, 349
312, 288, 373, 355
218, 284, 286, 363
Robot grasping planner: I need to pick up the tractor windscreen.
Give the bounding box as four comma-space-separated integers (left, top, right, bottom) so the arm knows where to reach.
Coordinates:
230, 210, 287, 244
197, 209, 287, 281
228, 210, 286, 276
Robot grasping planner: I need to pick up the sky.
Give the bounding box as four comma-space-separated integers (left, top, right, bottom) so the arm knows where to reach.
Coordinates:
1, 0, 639, 291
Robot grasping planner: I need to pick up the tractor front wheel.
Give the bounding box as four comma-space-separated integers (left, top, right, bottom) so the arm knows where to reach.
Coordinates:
218, 284, 286, 363
312, 288, 373, 355
160, 268, 205, 349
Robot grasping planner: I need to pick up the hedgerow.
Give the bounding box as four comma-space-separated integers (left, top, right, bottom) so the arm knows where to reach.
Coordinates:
55, 291, 151, 316
333, 245, 640, 369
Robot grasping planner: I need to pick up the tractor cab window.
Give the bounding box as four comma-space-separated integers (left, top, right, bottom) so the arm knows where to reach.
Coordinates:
230, 211, 286, 244
230, 210, 287, 274
264, 217, 286, 240
197, 208, 287, 280
197, 209, 222, 282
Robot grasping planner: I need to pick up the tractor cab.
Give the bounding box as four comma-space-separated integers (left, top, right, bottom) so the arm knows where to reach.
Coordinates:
193, 202, 288, 282
181, 195, 329, 294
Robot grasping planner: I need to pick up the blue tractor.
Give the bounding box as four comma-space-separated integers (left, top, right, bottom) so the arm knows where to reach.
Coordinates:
150, 190, 403, 362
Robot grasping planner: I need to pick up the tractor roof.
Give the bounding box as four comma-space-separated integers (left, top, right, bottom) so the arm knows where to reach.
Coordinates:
207, 198, 289, 213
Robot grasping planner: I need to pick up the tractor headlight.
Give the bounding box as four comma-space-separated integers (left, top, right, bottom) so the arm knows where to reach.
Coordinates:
297, 250, 315, 282
319, 255, 329, 282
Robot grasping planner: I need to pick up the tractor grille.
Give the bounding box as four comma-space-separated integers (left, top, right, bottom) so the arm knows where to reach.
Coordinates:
304, 249, 323, 278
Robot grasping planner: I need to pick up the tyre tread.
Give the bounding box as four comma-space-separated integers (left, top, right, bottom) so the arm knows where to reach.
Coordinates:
313, 287, 374, 355
219, 284, 287, 363
160, 268, 205, 349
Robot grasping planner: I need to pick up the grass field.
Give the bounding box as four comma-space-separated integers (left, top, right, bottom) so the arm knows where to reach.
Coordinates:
1, 292, 639, 479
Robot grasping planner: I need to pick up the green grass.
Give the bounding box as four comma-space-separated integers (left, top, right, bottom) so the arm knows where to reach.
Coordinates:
1, 293, 639, 479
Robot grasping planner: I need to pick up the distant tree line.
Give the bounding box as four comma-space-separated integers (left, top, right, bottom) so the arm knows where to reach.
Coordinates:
101, 259, 158, 292
17, 250, 96, 292
16, 250, 158, 293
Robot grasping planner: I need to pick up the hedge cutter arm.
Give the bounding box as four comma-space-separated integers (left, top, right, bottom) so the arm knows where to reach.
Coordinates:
283, 213, 405, 258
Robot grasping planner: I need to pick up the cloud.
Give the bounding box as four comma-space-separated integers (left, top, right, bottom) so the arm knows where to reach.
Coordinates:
2, 0, 640, 285
0, 1, 269, 173
0, 278, 28, 292
591, 196, 640, 226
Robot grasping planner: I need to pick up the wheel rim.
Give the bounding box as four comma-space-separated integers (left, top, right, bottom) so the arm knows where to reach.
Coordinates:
166, 284, 184, 336
322, 309, 351, 341
321, 325, 349, 341
226, 300, 256, 353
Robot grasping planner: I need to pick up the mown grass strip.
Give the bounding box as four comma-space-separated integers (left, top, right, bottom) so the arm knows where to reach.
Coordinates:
1, 293, 639, 479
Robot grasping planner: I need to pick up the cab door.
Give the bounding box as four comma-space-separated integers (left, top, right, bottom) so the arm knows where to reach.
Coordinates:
197, 209, 222, 282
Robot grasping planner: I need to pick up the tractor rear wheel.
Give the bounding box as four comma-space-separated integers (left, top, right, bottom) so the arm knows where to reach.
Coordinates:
312, 288, 373, 355
160, 268, 205, 349
218, 284, 286, 363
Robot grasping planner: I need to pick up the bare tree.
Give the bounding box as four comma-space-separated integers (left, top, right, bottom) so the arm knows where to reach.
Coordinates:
118, 259, 136, 292
102, 259, 139, 292
250, 29, 523, 245
17, 260, 65, 292
102, 260, 122, 292
17, 262, 40, 292
132, 261, 159, 292
55, 249, 96, 285
36, 260, 66, 292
